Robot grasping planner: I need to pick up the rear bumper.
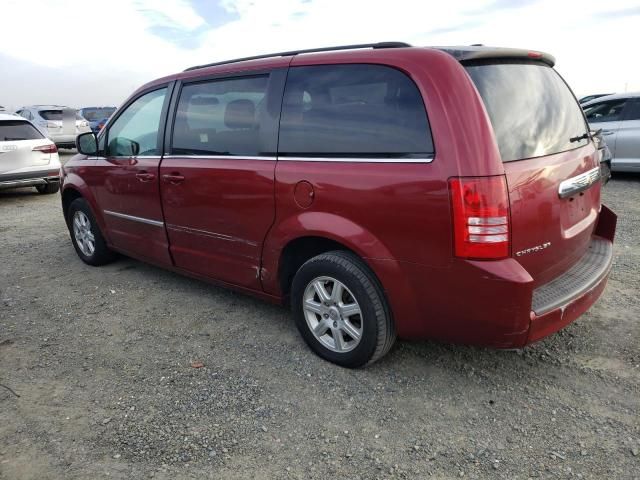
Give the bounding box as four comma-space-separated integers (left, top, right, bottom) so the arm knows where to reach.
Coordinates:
527, 235, 612, 343
0, 170, 60, 190
371, 205, 616, 348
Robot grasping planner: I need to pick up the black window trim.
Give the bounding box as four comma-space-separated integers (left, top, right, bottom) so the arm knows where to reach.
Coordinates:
101, 81, 175, 158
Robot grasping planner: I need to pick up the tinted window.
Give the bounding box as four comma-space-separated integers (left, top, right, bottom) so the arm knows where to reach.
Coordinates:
81, 107, 116, 122
279, 65, 432, 157
107, 88, 167, 156
172, 76, 269, 156
623, 100, 640, 121
465, 62, 589, 162
39, 110, 84, 121
0, 120, 44, 141
583, 99, 628, 123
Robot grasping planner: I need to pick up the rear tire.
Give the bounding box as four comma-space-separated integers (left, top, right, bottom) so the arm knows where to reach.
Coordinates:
68, 198, 116, 266
36, 183, 60, 194
291, 251, 395, 368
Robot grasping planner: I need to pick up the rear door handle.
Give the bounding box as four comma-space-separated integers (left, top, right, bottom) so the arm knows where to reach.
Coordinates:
162, 173, 185, 184
135, 172, 156, 182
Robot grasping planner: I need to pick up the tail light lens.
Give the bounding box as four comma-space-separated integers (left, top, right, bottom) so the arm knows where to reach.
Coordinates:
449, 175, 510, 259
33, 143, 58, 154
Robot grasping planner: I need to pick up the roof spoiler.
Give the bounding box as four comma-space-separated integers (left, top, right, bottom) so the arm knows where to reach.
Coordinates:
436, 46, 555, 67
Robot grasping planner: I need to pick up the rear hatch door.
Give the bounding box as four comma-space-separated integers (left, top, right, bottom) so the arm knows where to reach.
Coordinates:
0, 120, 50, 174
465, 60, 601, 286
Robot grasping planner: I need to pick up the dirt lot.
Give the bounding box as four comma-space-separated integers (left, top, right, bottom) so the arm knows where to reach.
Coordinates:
1, 151, 638, 479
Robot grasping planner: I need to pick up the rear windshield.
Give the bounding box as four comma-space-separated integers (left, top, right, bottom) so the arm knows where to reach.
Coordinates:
39, 110, 84, 121
465, 62, 589, 162
81, 107, 116, 121
0, 120, 44, 141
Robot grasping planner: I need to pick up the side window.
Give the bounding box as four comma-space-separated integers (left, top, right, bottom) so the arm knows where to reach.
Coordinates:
584, 99, 628, 123
21, 110, 32, 120
624, 100, 640, 121
172, 75, 269, 156
107, 88, 167, 156
279, 64, 433, 157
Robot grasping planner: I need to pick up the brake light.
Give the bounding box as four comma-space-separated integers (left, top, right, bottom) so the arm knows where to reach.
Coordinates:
449, 176, 510, 259
33, 143, 58, 154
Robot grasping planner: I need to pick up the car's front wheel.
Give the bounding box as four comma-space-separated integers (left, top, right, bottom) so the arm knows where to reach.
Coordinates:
68, 198, 116, 266
291, 251, 395, 368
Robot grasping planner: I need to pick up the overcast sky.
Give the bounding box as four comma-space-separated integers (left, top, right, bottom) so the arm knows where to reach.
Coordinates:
1, 0, 639, 110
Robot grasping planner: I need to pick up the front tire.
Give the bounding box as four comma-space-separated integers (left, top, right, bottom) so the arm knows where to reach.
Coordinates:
291, 251, 395, 368
68, 198, 116, 266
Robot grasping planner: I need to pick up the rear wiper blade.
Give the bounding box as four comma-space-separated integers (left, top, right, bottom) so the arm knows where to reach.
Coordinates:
569, 132, 590, 143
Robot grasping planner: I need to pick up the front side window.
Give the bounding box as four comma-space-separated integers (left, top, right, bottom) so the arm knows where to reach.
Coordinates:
465, 62, 589, 162
107, 88, 167, 156
584, 99, 628, 123
172, 76, 269, 156
279, 64, 433, 157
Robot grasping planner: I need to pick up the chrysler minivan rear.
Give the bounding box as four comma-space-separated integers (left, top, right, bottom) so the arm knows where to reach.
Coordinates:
450, 55, 616, 345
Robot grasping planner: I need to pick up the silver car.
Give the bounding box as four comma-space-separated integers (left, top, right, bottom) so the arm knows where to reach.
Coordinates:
0, 113, 61, 194
583, 92, 640, 173
15, 105, 91, 149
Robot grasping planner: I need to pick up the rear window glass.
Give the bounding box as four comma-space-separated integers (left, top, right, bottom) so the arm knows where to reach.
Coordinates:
465, 62, 589, 162
0, 120, 44, 141
81, 107, 116, 122
279, 64, 433, 157
39, 110, 83, 121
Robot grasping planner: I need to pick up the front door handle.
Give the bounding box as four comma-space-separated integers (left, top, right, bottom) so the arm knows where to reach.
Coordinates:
162, 173, 185, 184
601, 130, 615, 136
135, 172, 156, 182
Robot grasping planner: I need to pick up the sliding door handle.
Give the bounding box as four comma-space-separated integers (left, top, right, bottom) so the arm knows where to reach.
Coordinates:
135, 172, 156, 182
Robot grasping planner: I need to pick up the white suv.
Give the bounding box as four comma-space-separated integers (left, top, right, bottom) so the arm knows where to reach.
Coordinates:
0, 113, 61, 194
16, 105, 91, 148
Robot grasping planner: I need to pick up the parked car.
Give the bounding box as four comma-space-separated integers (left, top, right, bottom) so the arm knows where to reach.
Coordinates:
78, 106, 116, 134
592, 128, 612, 183
0, 113, 61, 193
61, 43, 616, 367
579, 93, 613, 105
583, 92, 640, 172
16, 105, 91, 148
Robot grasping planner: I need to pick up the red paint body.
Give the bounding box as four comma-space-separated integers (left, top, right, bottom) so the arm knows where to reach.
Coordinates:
60, 47, 616, 348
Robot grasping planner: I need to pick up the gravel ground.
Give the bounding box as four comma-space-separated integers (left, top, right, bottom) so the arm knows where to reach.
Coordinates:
1, 152, 638, 479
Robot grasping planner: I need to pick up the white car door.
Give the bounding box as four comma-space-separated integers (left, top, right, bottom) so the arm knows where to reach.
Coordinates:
584, 97, 629, 158
612, 99, 640, 172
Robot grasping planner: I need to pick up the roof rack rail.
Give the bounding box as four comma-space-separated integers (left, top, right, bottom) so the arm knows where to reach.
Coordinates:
184, 41, 411, 72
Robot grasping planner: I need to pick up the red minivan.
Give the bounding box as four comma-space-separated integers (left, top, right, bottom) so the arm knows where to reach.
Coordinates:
63, 43, 616, 367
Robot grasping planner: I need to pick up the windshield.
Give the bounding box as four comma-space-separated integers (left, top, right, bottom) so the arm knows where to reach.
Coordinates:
39, 110, 84, 121
0, 120, 44, 141
465, 62, 589, 162
81, 107, 116, 122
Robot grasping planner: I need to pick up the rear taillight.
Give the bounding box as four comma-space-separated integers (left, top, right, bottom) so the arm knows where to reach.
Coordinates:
449, 175, 510, 259
33, 143, 58, 154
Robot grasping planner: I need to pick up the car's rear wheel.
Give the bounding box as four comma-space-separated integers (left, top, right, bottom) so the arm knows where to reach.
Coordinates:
68, 198, 116, 266
36, 182, 60, 194
291, 251, 395, 368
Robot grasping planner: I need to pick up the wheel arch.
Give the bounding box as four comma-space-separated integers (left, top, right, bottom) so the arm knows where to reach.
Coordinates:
262, 212, 395, 299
